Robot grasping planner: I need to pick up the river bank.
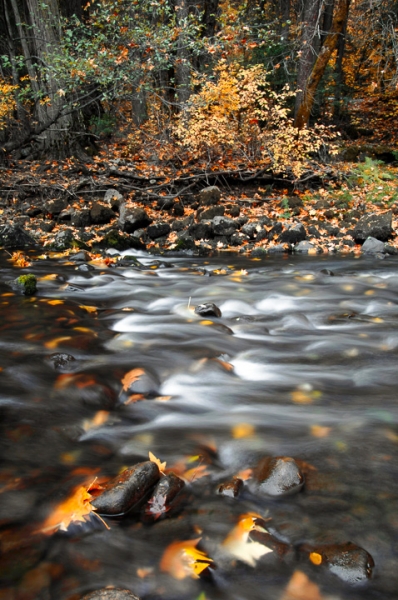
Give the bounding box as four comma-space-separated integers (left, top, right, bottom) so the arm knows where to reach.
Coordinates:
1, 158, 398, 259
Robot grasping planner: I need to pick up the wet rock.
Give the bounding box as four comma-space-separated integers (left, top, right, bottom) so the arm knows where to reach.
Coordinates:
385, 244, 398, 255
142, 473, 186, 522
300, 541, 374, 584
268, 243, 291, 254
119, 206, 152, 233
194, 302, 222, 318
92, 461, 160, 516
294, 240, 319, 254
353, 210, 392, 242
252, 456, 305, 497
81, 589, 140, 600
279, 222, 306, 244
104, 189, 123, 210
198, 185, 221, 206
70, 250, 90, 262
147, 222, 171, 240
242, 222, 260, 239
90, 202, 116, 225
119, 368, 159, 402
100, 230, 144, 251
47, 352, 76, 371
71, 209, 92, 228
198, 205, 224, 220
320, 268, 334, 276
13, 273, 37, 296
45, 198, 68, 216
251, 246, 268, 257
0, 224, 36, 248
218, 477, 243, 498
212, 216, 238, 237
361, 236, 386, 254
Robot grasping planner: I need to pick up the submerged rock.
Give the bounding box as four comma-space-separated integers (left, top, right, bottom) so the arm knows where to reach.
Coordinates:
81, 589, 140, 600
47, 352, 76, 371
92, 461, 160, 516
301, 541, 374, 584
252, 456, 305, 497
14, 273, 37, 296
194, 302, 222, 318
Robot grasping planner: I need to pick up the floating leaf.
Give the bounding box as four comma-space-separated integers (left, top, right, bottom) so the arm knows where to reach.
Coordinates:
149, 451, 166, 474
222, 513, 271, 566
40, 483, 109, 534
160, 538, 213, 579
232, 422, 255, 439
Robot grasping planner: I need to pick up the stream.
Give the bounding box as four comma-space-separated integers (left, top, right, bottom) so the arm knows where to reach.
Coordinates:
1, 249, 398, 600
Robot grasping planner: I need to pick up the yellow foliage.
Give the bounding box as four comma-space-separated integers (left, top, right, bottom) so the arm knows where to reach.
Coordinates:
0, 79, 17, 130
173, 60, 334, 176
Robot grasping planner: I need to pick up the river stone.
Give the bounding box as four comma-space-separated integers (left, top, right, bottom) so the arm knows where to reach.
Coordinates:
279, 222, 306, 244
47, 352, 76, 371
198, 205, 224, 220
45, 198, 68, 216
218, 477, 243, 498
212, 216, 238, 237
142, 473, 185, 521
301, 542, 374, 584
198, 185, 221, 206
294, 240, 318, 253
52, 229, 75, 250
71, 209, 92, 228
13, 273, 37, 296
92, 461, 160, 516
361, 236, 386, 254
81, 589, 140, 600
353, 210, 392, 242
189, 221, 213, 240
119, 207, 152, 233
195, 302, 222, 318
253, 456, 304, 497
0, 224, 36, 248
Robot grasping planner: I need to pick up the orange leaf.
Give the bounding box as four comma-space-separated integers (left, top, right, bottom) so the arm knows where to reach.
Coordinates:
281, 570, 324, 600
121, 368, 145, 391
160, 538, 213, 579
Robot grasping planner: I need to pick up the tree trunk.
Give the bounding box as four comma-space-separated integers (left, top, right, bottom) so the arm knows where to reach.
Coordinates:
294, 0, 350, 128
175, 0, 191, 106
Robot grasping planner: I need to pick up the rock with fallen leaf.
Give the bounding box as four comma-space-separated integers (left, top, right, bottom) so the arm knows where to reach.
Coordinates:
92, 461, 160, 516
300, 541, 374, 584
142, 472, 186, 522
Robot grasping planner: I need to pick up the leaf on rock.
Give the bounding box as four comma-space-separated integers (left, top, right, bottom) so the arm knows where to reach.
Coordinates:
222, 513, 272, 567
149, 451, 166, 474
160, 538, 213, 579
121, 368, 145, 391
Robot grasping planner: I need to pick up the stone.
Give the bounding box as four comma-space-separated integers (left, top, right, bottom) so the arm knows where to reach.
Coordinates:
81, 589, 140, 600
90, 202, 116, 225
353, 210, 392, 242
197, 185, 221, 206
96, 230, 145, 251
211, 216, 238, 237
142, 473, 185, 522
119, 368, 159, 402
0, 225, 36, 249
230, 232, 250, 246
194, 302, 222, 318
294, 241, 319, 253
156, 197, 174, 211
58, 208, 74, 222
267, 222, 283, 239
92, 461, 160, 516
189, 221, 213, 240
119, 206, 152, 233
218, 477, 243, 498
198, 206, 224, 220
45, 198, 68, 216
242, 222, 260, 239
252, 456, 304, 497
104, 189, 123, 210
307, 225, 321, 238
69, 250, 90, 262
279, 222, 306, 244
147, 222, 171, 239
300, 542, 374, 584
361, 236, 386, 254
267, 243, 291, 254
47, 353, 76, 371
71, 209, 91, 228
226, 204, 240, 217
53, 229, 74, 250
173, 202, 184, 217
13, 273, 37, 296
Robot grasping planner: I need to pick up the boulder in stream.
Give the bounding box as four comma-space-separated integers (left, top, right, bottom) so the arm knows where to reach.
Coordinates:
300, 541, 374, 584
142, 472, 186, 522
92, 461, 160, 516
13, 273, 37, 296
252, 456, 305, 497
194, 302, 222, 318
353, 211, 392, 242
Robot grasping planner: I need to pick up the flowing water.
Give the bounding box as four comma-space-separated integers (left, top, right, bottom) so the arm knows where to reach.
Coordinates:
1, 250, 398, 600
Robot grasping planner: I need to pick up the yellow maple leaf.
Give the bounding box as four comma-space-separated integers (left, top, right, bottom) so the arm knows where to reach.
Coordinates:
149, 451, 166, 474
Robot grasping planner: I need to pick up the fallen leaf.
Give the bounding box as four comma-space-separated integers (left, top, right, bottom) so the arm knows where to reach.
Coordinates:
160, 538, 213, 579
281, 570, 324, 600
121, 368, 145, 391
149, 451, 166, 474
222, 513, 272, 566
82, 410, 109, 432
232, 422, 255, 439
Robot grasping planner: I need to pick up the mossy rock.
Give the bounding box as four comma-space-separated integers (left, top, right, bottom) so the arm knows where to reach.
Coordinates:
14, 274, 37, 296
94, 230, 145, 251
